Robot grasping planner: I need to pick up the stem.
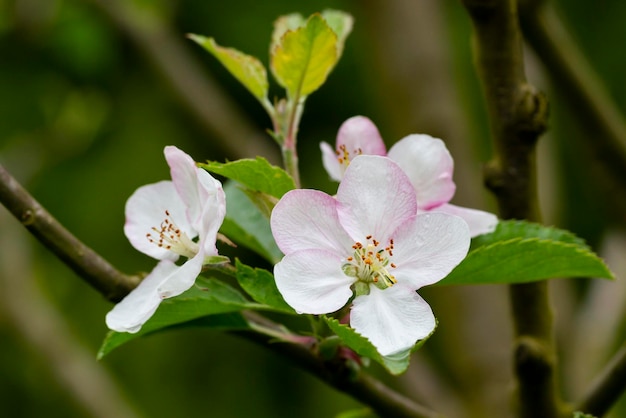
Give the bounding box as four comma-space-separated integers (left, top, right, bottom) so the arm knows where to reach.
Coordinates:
0, 163, 140, 302
576, 341, 626, 416
281, 96, 305, 188
460, 1, 562, 417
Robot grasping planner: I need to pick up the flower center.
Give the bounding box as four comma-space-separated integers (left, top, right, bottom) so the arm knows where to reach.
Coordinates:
342, 235, 397, 293
336, 144, 362, 171
146, 210, 199, 259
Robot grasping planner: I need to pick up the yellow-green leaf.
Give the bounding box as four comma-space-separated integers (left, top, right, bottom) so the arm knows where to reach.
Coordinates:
189, 34, 269, 103
270, 14, 338, 98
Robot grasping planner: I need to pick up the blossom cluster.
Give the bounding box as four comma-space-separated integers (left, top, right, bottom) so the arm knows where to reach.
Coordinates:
107, 117, 497, 357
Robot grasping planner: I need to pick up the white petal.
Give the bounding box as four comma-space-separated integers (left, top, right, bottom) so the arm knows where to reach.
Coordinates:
164, 146, 203, 222
336, 116, 387, 156
124, 181, 193, 260
195, 171, 226, 255
105, 260, 179, 333
274, 249, 354, 314
336, 155, 416, 241
387, 134, 456, 210
320, 141, 343, 182
432, 203, 498, 237
391, 212, 470, 289
157, 250, 205, 299
271, 189, 353, 255
350, 284, 436, 356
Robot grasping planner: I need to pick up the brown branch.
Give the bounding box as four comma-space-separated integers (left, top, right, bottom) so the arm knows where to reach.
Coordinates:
460, 1, 564, 417
0, 163, 140, 302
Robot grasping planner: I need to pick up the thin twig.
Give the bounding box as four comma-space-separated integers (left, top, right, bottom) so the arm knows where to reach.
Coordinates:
576, 341, 626, 417
0, 163, 140, 302
460, 1, 564, 417
519, 0, 626, 201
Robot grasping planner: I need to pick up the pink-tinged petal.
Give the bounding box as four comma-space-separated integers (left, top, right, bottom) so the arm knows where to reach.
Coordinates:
124, 180, 194, 260
156, 250, 205, 299
350, 284, 436, 356
432, 203, 498, 237
336, 155, 416, 241
164, 146, 202, 221
195, 171, 226, 255
387, 134, 456, 210
336, 116, 387, 156
391, 212, 470, 289
271, 189, 353, 255
105, 260, 179, 333
320, 141, 344, 182
274, 249, 354, 314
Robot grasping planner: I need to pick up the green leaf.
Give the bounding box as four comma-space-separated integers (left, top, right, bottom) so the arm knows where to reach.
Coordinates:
271, 13, 306, 52
320, 10, 353, 57
188, 35, 270, 108
471, 220, 588, 250
336, 408, 375, 418
438, 238, 614, 286
97, 277, 259, 359
220, 181, 283, 263
271, 13, 338, 98
322, 317, 435, 375
573, 413, 597, 418
199, 157, 296, 199
235, 260, 295, 314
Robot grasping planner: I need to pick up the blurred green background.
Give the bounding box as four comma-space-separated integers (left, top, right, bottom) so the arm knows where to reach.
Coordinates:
2, 0, 626, 417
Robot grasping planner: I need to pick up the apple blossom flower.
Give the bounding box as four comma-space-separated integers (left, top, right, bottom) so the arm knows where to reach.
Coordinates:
271, 155, 470, 356
106, 146, 226, 333
320, 116, 498, 236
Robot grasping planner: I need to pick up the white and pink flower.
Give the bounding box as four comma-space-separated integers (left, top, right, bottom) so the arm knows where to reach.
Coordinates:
321, 116, 498, 237
106, 146, 226, 333
271, 155, 470, 356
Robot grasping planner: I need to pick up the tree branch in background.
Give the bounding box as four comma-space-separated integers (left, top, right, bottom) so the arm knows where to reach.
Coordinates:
576, 341, 626, 417
85, 0, 279, 163
0, 162, 441, 418
0, 163, 140, 302
460, 1, 563, 417
519, 0, 626, 205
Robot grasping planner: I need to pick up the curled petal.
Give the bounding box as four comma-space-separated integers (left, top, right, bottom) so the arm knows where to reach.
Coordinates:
156, 250, 205, 299
387, 134, 456, 210
274, 249, 354, 314
336, 116, 387, 157
271, 189, 353, 255
350, 284, 436, 356
196, 171, 226, 255
392, 212, 470, 289
165, 146, 203, 224
124, 181, 193, 261
105, 260, 179, 333
337, 155, 416, 241
320, 141, 343, 182
432, 203, 498, 237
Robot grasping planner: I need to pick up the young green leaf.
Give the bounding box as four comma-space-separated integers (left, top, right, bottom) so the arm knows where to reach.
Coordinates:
271, 14, 338, 99
235, 260, 295, 314
98, 278, 259, 358
438, 238, 614, 286
320, 10, 354, 57
322, 317, 435, 375
471, 220, 589, 250
271, 13, 306, 52
199, 157, 296, 199
188, 34, 271, 110
219, 182, 283, 263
